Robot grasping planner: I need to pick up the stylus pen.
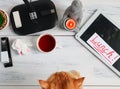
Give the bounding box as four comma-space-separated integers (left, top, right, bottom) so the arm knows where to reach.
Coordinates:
23, 0, 38, 23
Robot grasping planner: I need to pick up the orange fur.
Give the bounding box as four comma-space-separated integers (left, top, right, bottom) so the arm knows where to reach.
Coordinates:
39, 70, 85, 89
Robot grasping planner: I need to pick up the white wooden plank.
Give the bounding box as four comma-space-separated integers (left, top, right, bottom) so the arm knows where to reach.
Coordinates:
0, 0, 120, 88
0, 86, 120, 89
0, 36, 119, 85
1, 0, 120, 35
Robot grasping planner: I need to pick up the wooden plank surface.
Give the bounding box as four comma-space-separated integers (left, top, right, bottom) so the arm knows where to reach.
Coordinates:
0, 0, 120, 88
0, 86, 120, 89
0, 0, 120, 35
0, 36, 119, 85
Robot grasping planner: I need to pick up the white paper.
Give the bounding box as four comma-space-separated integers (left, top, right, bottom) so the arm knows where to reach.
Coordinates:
87, 33, 120, 65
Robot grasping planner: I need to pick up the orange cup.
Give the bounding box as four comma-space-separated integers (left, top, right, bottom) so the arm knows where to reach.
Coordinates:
65, 18, 76, 31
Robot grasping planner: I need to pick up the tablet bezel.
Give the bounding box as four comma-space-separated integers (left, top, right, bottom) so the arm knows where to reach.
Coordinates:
75, 10, 120, 77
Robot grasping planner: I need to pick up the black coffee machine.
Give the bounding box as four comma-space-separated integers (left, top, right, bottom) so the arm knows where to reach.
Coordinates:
10, 0, 58, 35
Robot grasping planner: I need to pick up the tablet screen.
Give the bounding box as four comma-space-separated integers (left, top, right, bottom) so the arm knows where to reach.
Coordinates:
80, 14, 120, 72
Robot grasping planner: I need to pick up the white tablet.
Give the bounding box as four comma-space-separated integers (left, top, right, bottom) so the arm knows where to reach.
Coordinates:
75, 10, 120, 77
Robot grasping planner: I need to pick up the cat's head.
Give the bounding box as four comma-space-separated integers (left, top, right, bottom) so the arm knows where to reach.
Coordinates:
39, 71, 85, 89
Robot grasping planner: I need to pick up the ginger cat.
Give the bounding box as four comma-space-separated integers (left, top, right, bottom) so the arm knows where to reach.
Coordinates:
39, 70, 85, 89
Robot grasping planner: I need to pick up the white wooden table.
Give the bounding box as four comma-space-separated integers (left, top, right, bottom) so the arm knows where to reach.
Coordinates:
0, 0, 120, 89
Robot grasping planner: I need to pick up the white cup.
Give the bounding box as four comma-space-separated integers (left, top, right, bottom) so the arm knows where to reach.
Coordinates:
36, 34, 56, 53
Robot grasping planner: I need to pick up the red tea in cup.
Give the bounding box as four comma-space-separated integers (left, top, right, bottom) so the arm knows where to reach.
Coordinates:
37, 34, 56, 53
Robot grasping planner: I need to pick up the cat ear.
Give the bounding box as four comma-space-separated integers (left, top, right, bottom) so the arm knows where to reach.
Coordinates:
74, 77, 85, 86
39, 80, 49, 89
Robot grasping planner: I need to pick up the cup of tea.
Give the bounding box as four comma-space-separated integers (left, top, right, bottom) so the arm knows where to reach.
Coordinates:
0, 9, 9, 31
36, 34, 56, 53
